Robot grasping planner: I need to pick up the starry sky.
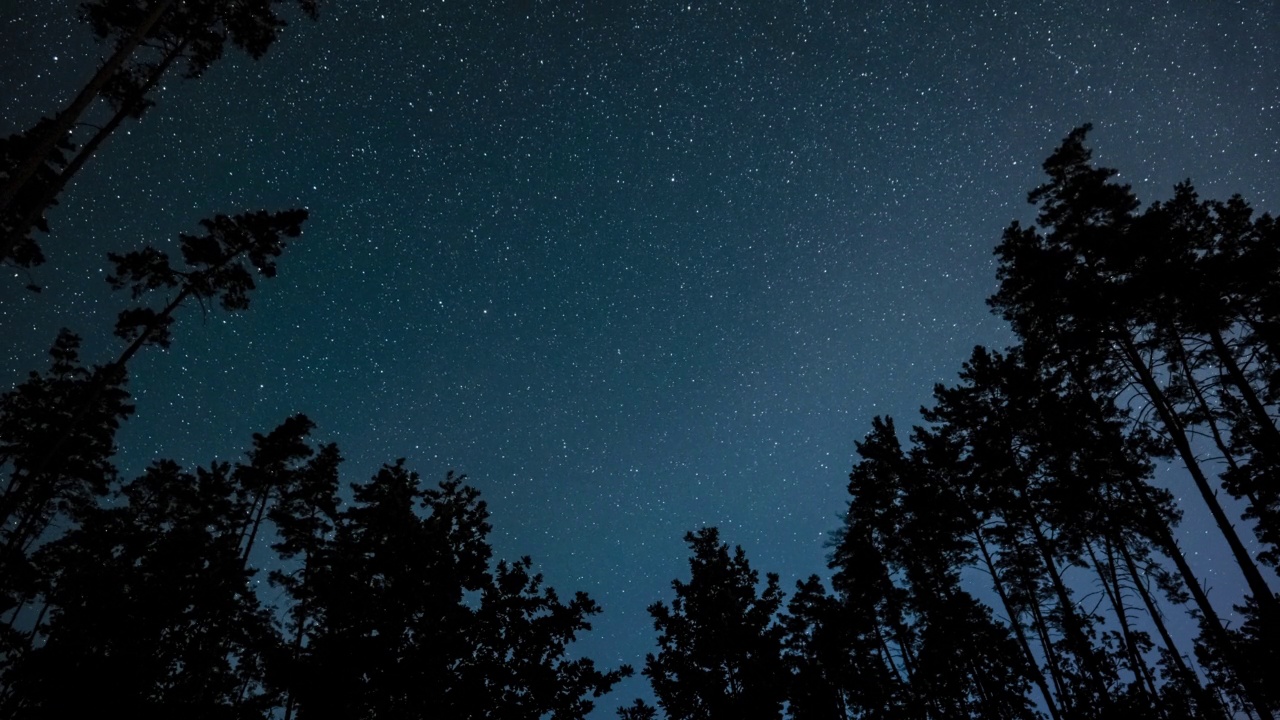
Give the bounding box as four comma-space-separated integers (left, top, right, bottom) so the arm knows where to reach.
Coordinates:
2, 0, 1278, 711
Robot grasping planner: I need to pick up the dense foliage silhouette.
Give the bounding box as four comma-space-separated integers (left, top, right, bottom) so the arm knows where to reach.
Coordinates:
622, 126, 1277, 720
0, 0, 320, 268
2, 3, 1277, 714
1, 3, 630, 716
640, 528, 787, 720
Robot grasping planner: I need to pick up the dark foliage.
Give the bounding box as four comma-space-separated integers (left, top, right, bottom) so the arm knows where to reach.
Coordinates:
7, 10, 1279, 713
640, 527, 787, 720
1, 459, 278, 718
623, 127, 1276, 719
0, 331, 132, 655
0, 0, 320, 269
278, 463, 630, 720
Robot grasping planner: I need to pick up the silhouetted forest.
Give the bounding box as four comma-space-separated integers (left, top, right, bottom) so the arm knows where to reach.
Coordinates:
2, 3, 1278, 719
612, 127, 1280, 720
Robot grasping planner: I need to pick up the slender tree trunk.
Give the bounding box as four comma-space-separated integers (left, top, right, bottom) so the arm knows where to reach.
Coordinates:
283, 532, 320, 720
239, 488, 273, 568
1173, 339, 1278, 538
0, 0, 176, 226
1131, 474, 1274, 717
967, 657, 996, 719
1023, 572, 1074, 717
1, 497, 57, 561
22, 600, 49, 646
833, 682, 848, 720
976, 527, 1063, 720
1028, 517, 1115, 707
1236, 312, 1280, 393
282, 596, 309, 720
2, 35, 191, 257
879, 573, 920, 683
1056, 335, 1272, 714
1115, 333, 1278, 609
0, 473, 23, 508
875, 622, 908, 686
1174, 335, 1243, 474
1208, 328, 1280, 452
1117, 537, 1228, 720
1091, 538, 1160, 701
2, 594, 30, 633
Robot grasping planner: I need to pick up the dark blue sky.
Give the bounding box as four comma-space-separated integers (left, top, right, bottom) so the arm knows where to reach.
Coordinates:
2, 0, 1278, 711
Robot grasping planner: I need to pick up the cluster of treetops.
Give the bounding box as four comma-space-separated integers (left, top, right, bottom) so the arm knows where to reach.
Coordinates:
1, 1, 1278, 718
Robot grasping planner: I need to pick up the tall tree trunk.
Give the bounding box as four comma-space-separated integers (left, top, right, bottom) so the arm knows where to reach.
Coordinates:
1115, 333, 1278, 610
0, 0, 176, 227
1173, 335, 1244, 475
1057, 336, 1272, 714
875, 622, 908, 687
1023, 571, 1075, 717
976, 527, 1063, 720
1028, 517, 1115, 708
239, 488, 273, 569
1207, 328, 1280, 453
879, 574, 920, 683
966, 656, 996, 720
1130, 475, 1274, 717
1173, 338, 1278, 540
1117, 536, 1228, 720
2, 34, 192, 258
1088, 539, 1159, 702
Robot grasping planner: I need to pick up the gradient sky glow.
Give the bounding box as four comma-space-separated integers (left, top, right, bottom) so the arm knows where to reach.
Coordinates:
2, 0, 1278, 712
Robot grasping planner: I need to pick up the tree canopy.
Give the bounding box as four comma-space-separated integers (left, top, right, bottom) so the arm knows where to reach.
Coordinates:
3, 4, 1277, 713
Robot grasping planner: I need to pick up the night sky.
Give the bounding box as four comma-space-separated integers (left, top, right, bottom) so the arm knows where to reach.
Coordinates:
2, 0, 1278, 711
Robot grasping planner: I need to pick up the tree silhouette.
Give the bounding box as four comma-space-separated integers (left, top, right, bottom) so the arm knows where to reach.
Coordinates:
0, 457, 279, 718
267, 439, 342, 720
617, 698, 661, 720
0, 331, 131, 657
990, 125, 1277, 616
0, 0, 320, 267
1, 416, 630, 718
989, 125, 1279, 716
107, 208, 308, 364
0, 199, 312, 708
781, 575, 851, 720
0, 120, 76, 269
924, 345, 1242, 718
641, 527, 787, 720
283, 463, 629, 719
829, 416, 1041, 719
0, 208, 308, 618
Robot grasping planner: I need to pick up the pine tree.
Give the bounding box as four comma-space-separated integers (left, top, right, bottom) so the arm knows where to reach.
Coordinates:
0, 0, 321, 266
923, 345, 1237, 718
642, 527, 787, 720
285, 464, 629, 719
0, 204, 306, 686
0, 331, 132, 655
831, 416, 1041, 719
0, 458, 280, 718
989, 125, 1279, 716
781, 576, 851, 720
989, 125, 1277, 616
267, 441, 342, 720
0, 208, 308, 608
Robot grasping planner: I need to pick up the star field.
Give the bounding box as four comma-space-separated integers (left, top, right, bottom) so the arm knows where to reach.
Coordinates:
2, 0, 1278, 711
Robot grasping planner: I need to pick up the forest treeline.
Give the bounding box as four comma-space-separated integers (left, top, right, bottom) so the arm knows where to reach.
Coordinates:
614, 127, 1280, 720
614, 124, 1274, 717
4, 2, 630, 717
2, 2, 1279, 718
